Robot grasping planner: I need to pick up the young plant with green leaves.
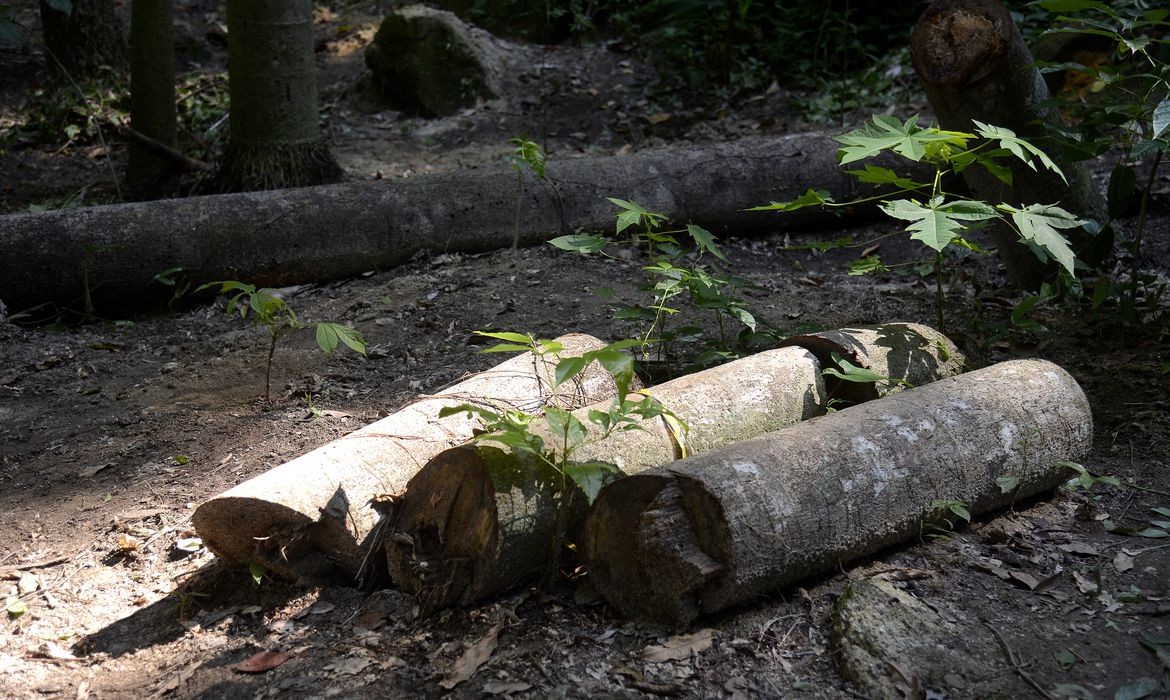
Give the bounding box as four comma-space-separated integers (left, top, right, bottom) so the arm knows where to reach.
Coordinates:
439, 331, 686, 586
198, 281, 366, 402
1031, 0, 1170, 319
551, 198, 771, 371
509, 136, 546, 250
755, 115, 1088, 328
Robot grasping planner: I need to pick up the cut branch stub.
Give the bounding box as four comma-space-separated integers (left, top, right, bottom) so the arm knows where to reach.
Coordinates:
191, 333, 626, 583
586, 359, 1093, 628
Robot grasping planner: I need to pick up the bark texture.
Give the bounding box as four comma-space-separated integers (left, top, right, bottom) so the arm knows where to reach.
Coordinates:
0, 133, 907, 314
192, 333, 627, 583
216, 0, 342, 191
39, 0, 127, 81
586, 359, 1093, 627
910, 0, 1105, 288
126, 0, 177, 191
385, 323, 966, 611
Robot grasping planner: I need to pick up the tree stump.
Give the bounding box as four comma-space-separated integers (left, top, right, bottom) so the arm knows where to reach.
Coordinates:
910, 0, 1106, 288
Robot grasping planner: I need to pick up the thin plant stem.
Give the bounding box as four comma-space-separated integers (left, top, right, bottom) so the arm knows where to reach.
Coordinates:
935, 250, 945, 330
1128, 150, 1162, 312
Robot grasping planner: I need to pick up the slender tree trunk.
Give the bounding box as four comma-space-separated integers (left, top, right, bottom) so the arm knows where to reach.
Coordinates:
38, 0, 127, 81
217, 0, 342, 191
126, 0, 177, 193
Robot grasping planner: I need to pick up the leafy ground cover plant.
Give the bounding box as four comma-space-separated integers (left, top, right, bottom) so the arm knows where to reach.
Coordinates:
550, 199, 776, 373
755, 114, 1088, 328
1030, 0, 1170, 319
197, 281, 365, 402
440, 331, 686, 586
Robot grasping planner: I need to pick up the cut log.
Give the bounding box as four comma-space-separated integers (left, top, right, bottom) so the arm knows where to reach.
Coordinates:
586, 359, 1092, 627
910, 0, 1106, 288
778, 322, 966, 405
0, 133, 925, 314
385, 324, 966, 611
191, 333, 627, 583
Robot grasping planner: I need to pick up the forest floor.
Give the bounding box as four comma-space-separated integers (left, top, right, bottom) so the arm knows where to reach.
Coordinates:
2, 2, 1170, 699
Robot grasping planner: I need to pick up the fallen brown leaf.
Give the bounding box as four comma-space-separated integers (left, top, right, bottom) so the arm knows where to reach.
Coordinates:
641, 628, 716, 663
440, 622, 502, 689
233, 650, 291, 673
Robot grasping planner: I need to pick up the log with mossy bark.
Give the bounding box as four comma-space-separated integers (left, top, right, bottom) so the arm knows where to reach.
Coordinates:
191, 333, 629, 584
909, 0, 1107, 288
585, 359, 1093, 628
0, 133, 928, 315
384, 323, 965, 612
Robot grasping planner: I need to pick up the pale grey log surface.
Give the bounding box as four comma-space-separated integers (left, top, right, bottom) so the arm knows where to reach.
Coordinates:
587, 359, 1093, 627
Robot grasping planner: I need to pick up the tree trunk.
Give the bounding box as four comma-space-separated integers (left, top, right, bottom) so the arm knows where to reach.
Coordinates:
385, 324, 965, 612
0, 133, 913, 315
126, 0, 177, 193
216, 0, 342, 191
191, 333, 629, 584
38, 0, 126, 81
910, 0, 1106, 289
586, 359, 1093, 628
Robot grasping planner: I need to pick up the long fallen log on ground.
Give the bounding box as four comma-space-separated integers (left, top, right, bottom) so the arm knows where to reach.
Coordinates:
0, 133, 920, 314
385, 323, 964, 611
192, 333, 626, 583
585, 359, 1093, 628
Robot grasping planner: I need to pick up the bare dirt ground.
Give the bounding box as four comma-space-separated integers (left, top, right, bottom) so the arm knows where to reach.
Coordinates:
2, 2, 1170, 699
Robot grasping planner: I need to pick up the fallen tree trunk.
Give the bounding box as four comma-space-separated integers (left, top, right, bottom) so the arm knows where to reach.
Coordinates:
910, 0, 1106, 288
191, 333, 627, 583
0, 133, 921, 314
385, 324, 964, 611
586, 359, 1093, 628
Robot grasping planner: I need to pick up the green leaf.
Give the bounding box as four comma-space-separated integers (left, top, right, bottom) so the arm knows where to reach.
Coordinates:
848, 255, 888, 275
996, 475, 1021, 493
1133, 527, 1170, 539
545, 406, 587, 448
1153, 97, 1170, 139
1151, 507, 1170, 518
0, 16, 21, 45
1053, 648, 1077, 670
45, 0, 73, 14
843, 164, 928, 190
834, 114, 970, 165
686, 225, 729, 262
249, 561, 264, 585
6, 596, 27, 618
1000, 203, 1083, 276
316, 323, 365, 355
607, 198, 662, 235
1107, 164, 1136, 219
594, 349, 635, 397
948, 502, 972, 522
1034, 0, 1110, 10
972, 121, 1067, 184
555, 356, 589, 387
173, 455, 190, 466
822, 352, 888, 383
881, 198, 995, 252
549, 234, 607, 253
728, 305, 756, 332
748, 188, 832, 212
1113, 677, 1159, 700
564, 462, 619, 505
473, 330, 533, 345
1050, 683, 1093, 700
